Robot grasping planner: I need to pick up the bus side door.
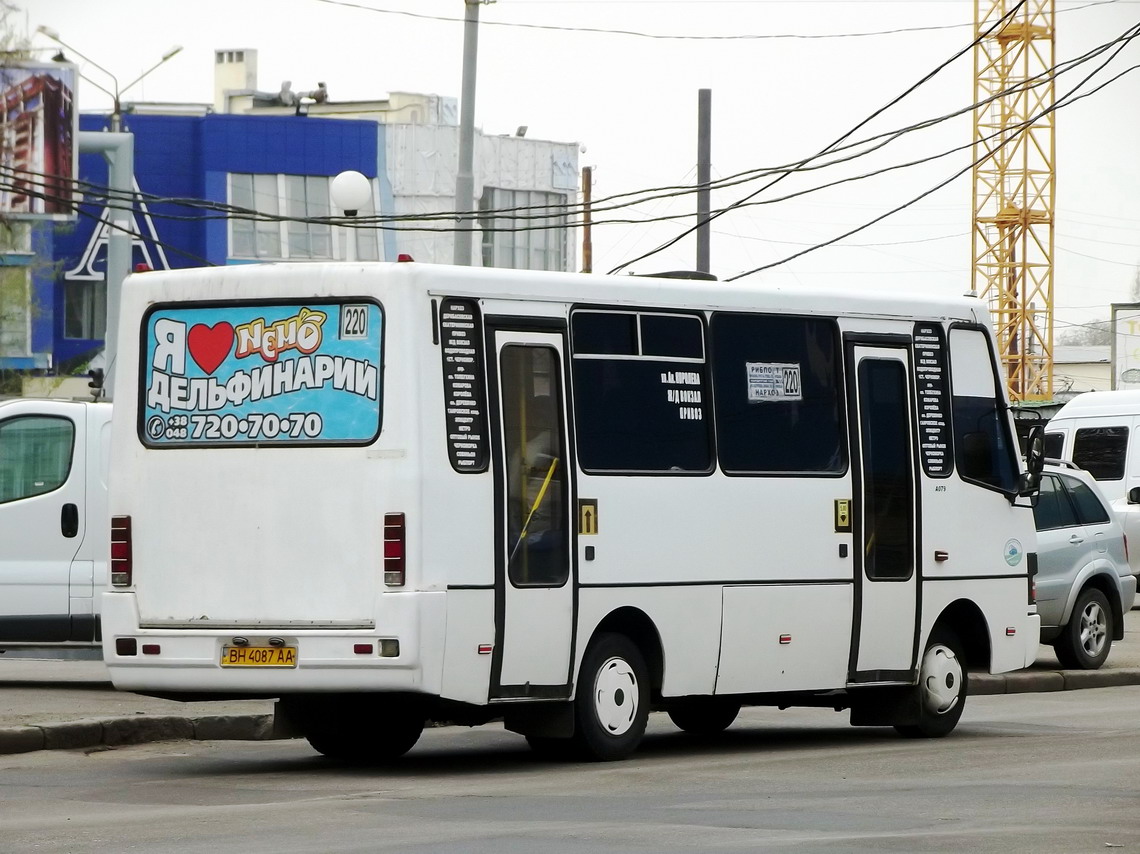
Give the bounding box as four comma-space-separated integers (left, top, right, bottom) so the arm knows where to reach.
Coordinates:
488, 327, 576, 699
847, 341, 920, 680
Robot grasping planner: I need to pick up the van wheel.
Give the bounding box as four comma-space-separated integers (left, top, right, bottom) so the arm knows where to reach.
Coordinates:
667, 698, 741, 735
572, 633, 649, 761
895, 629, 967, 738
1054, 587, 1112, 670
288, 695, 424, 762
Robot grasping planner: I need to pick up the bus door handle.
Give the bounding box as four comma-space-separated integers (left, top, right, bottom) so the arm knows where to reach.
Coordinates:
61, 503, 79, 538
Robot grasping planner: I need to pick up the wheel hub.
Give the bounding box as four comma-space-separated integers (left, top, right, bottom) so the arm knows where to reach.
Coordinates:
1079, 601, 1108, 657
593, 656, 640, 736
919, 644, 962, 716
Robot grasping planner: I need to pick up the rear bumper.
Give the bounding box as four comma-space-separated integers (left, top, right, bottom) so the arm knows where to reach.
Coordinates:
100, 590, 445, 695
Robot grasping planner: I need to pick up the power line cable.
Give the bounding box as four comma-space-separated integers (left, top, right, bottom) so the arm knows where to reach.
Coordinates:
606, 0, 1030, 273
725, 29, 1140, 279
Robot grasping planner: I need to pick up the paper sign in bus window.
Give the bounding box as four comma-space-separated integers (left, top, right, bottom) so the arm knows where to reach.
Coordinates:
747, 362, 802, 402
141, 301, 383, 447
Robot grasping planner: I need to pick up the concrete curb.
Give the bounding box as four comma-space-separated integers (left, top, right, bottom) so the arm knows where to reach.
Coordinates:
4, 669, 1140, 757
0, 713, 278, 756
971, 667, 1140, 695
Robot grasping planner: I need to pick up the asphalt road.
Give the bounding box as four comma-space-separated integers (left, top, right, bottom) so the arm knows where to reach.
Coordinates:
1, 687, 1138, 854
1, 609, 1138, 755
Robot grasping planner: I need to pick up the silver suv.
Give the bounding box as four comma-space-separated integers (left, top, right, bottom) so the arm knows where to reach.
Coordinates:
1034, 463, 1138, 669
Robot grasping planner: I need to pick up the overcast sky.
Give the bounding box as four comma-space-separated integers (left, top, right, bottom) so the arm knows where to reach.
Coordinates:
19, 0, 1140, 335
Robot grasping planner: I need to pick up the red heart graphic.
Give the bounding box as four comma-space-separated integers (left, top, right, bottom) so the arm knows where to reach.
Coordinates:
187, 322, 235, 375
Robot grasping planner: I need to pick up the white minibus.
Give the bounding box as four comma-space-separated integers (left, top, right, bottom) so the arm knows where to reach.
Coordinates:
1044, 390, 1140, 573
102, 260, 1042, 761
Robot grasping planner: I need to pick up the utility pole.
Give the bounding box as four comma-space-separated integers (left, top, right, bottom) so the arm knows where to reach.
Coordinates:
581, 166, 592, 273
454, 0, 490, 266
696, 89, 711, 274
78, 131, 133, 401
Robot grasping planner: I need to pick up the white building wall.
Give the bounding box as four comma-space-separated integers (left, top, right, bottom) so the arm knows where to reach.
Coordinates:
383, 124, 579, 270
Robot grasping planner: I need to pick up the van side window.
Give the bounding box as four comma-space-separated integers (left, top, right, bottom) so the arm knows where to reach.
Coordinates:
710, 313, 844, 474
1043, 431, 1064, 460
571, 310, 712, 473
1072, 427, 1128, 481
948, 328, 1019, 493
0, 416, 75, 503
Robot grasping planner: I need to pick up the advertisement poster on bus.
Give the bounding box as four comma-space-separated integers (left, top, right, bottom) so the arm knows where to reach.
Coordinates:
140, 301, 383, 446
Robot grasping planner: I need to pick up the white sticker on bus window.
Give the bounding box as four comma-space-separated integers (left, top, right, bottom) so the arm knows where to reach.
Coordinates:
746, 362, 802, 402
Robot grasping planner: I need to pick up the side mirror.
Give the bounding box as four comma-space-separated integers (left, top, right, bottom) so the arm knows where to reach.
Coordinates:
1129, 487, 1140, 505
1018, 424, 1045, 497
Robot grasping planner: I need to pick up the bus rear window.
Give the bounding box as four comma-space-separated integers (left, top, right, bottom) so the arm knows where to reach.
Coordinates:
140, 300, 383, 447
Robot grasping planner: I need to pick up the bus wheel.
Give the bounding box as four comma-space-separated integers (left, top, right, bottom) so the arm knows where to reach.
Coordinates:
572, 633, 649, 761
1054, 587, 1112, 670
292, 695, 425, 762
667, 698, 740, 735
894, 630, 967, 739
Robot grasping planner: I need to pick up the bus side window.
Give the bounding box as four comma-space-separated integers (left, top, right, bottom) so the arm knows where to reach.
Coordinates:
948, 328, 1018, 493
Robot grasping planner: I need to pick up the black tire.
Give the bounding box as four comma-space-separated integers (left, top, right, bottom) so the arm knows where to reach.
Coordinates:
1054, 587, 1113, 670
572, 633, 650, 761
667, 698, 741, 735
895, 629, 967, 739
288, 695, 425, 762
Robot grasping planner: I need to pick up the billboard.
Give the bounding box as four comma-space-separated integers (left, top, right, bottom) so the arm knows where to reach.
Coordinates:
0, 60, 78, 220
1111, 303, 1140, 389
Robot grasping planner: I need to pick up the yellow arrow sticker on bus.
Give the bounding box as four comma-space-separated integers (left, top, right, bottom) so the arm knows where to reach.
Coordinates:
579, 499, 598, 535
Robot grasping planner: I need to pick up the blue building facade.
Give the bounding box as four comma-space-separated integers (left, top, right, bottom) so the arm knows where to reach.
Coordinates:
34, 112, 378, 371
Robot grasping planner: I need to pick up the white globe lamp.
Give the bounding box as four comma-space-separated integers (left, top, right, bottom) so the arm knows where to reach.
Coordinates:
330, 170, 373, 262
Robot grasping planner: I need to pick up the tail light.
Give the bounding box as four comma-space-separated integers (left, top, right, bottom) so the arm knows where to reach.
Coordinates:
111, 515, 133, 587
384, 512, 406, 587
1027, 551, 1038, 606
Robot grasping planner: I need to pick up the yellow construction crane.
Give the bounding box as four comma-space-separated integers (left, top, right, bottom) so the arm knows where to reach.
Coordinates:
972, 0, 1056, 401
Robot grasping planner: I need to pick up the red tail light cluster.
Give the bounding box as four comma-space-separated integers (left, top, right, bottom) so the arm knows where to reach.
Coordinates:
384, 512, 406, 586
111, 515, 133, 587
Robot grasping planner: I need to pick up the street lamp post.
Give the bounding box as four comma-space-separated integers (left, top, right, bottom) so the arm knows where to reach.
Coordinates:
35, 27, 182, 131
34, 26, 182, 399
331, 171, 373, 264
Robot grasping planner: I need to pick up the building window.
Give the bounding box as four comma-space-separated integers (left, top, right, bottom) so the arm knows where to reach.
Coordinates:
63, 280, 106, 340
229, 173, 379, 262
479, 188, 567, 271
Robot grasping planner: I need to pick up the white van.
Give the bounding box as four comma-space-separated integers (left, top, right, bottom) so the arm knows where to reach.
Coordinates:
1044, 390, 1140, 574
0, 398, 112, 646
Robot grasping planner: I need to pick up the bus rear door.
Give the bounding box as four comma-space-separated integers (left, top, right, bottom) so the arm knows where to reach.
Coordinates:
489, 326, 576, 699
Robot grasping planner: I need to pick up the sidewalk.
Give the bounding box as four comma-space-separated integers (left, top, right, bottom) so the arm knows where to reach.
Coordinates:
1, 611, 1138, 756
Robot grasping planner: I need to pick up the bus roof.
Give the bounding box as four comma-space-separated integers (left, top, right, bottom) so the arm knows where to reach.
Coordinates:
124, 260, 985, 323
